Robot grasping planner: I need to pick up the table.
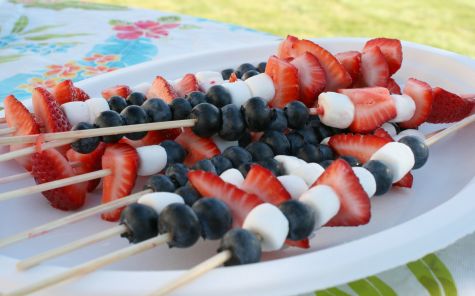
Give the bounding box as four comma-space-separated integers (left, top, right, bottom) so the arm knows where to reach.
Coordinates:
1, 1, 473, 295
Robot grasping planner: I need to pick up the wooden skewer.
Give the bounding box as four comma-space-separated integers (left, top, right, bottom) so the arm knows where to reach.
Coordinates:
17, 225, 127, 271
0, 189, 151, 249
425, 113, 475, 146
3, 234, 170, 296
0, 127, 15, 136
0, 139, 74, 164
0, 161, 81, 185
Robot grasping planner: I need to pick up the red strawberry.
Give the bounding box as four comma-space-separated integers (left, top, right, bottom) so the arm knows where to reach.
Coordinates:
147, 76, 178, 103
175, 128, 219, 166
312, 159, 371, 226
174, 74, 199, 97
399, 78, 433, 128
101, 85, 131, 100
228, 72, 238, 83
394, 172, 413, 188
285, 239, 310, 249
31, 148, 87, 211
387, 78, 402, 94
73, 87, 90, 102
188, 170, 263, 226
277, 35, 299, 59
338, 87, 397, 133
289, 52, 326, 107
361, 46, 389, 87
120, 128, 182, 148
335, 51, 361, 82
373, 127, 393, 141
329, 133, 391, 164
53, 80, 90, 104
101, 143, 139, 221
265, 55, 299, 108
426, 87, 475, 123
66, 143, 106, 192
364, 38, 403, 75
4, 95, 40, 170
32, 87, 71, 136
241, 164, 291, 205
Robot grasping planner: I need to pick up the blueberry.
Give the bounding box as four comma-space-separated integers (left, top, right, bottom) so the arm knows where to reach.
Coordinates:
120, 203, 158, 244
237, 162, 253, 177
158, 203, 201, 248
314, 125, 333, 140
236, 63, 257, 75
296, 126, 319, 145
284, 101, 309, 129
238, 131, 252, 148
257, 158, 283, 176
165, 163, 189, 188
296, 144, 322, 163
175, 184, 201, 206
241, 70, 260, 80
141, 98, 172, 122
286, 131, 306, 155
190, 103, 222, 138
192, 159, 217, 174
205, 85, 232, 108
232, 70, 242, 79
192, 198, 233, 240
257, 62, 267, 73
186, 91, 207, 107
210, 155, 233, 175
222, 146, 253, 167
339, 155, 361, 167
245, 142, 274, 161
267, 108, 288, 132
364, 160, 393, 195
221, 68, 234, 80
120, 105, 149, 140
144, 175, 176, 192
160, 140, 187, 165
217, 228, 261, 266
71, 122, 100, 154
261, 130, 290, 155
320, 159, 334, 169
108, 96, 128, 113
170, 97, 192, 120
94, 110, 124, 143
318, 144, 334, 161
126, 92, 146, 106
398, 136, 429, 169
278, 200, 315, 241
219, 104, 246, 141
241, 97, 273, 131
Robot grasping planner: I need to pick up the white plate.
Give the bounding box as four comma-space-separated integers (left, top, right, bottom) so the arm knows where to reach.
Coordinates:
1, 38, 475, 296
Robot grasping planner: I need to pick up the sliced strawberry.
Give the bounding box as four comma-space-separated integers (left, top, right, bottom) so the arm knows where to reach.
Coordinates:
277, 35, 299, 59
399, 78, 433, 128
387, 78, 402, 94
4, 95, 40, 170
147, 76, 178, 103
188, 170, 263, 226
312, 159, 370, 226
329, 133, 391, 164
175, 128, 219, 166
53, 80, 90, 105
360, 46, 389, 87
31, 148, 87, 211
32, 87, 71, 133
101, 143, 138, 221
335, 51, 361, 83
174, 74, 199, 97
364, 38, 402, 75
66, 143, 106, 192
228, 72, 238, 83
285, 239, 310, 249
426, 87, 475, 123
338, 87, 397, 133
241, 164, 291, 205
373, 127, 393, 141
289, 52, 326, 107
73, 87, 90, 102
394, 172, 413, 188
265, 55, 299, 108
120, 128, 182, 148
101, 85, 131, 100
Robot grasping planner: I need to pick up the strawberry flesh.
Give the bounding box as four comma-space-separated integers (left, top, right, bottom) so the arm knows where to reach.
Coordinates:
241, 164, 291, 205
329, 133, 391, 164
394, 172, 413, 188
101, 85, 131, 100
120, 129, 182, 148
373, 127, 394, 141
399, 78, 433, 128
426, 87, 475, 123
387, 78, 402, 94
147, 76, 178, 103
335, 51, 361, 83
364, 38, 403, 76
290, 52, 326, 107
66, 143, 106, 192
174, 74, 199, 97
265, 55, 299, 108
32, 87, 71, 133
53, 80, 90, 105
361, 45, 389, 87
175, 128, 219, 166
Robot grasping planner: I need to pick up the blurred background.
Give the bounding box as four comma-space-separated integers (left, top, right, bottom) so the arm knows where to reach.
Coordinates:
89, 0, 475, 57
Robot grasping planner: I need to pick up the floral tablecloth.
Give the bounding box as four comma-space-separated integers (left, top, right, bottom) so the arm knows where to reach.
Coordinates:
1, 1, 474, 295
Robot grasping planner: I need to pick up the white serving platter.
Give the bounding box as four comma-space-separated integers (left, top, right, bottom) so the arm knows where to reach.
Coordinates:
1, 38, 475, 296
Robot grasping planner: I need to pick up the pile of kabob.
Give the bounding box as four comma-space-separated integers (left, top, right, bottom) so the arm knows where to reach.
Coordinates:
0, 35, 474, 296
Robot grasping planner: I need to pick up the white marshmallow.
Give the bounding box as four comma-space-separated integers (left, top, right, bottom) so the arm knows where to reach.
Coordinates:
320, 137, 331, 145
244, 73, 275, 103
220, 168, 244, 188
212, 135, 238, 153
277, 175, 308, 199
318, 92, 355, 129
61, 101, 91, 126
243, 203, 289, 251
131, 82, 151, 94
389, 94, 416, 123
136, 145, 167, 176
195, 71, 224, 92
293, 162, 325, 186
299, 185, 340, 228
138, 192, 184, 214
370, 142, 415, 182
381, 122, 397, 137
221, 80, 252, 107
352, 167, 376, 197
394, 129, 425, 142
274, 155, 306, 175
85, 97, 110, 124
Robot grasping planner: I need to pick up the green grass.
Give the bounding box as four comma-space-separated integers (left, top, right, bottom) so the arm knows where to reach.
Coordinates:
91, 0, 475, 57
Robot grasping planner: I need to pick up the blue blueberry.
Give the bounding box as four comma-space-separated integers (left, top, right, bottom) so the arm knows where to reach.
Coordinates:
261, 130, 290, 155
319, 159, 334, 169
236, 63, 257, 75
245, 141, 274, 161
170, 97, 192, 120
241, 70, 260, 80
71, 122, 100, 154
221, 68, 234, 80
286, 131, 306, 155
318, 144, 334, 161
238, 131, 252, 147
190, 103, 222, 138
219, 104, 246, 141
217, 228, 262, 266
296, 144, 322, 163
284, 101, 309, 129
398, 136, 429, 169
160, 140, 187, 165
222, 146, 253, 167
237, 162, 253, 177
296, 126, 319, 145
192, 198, 233, 240
267, 108, 288, 132
126, 92, 146, 106
242, 97, 273, 131
257, 158, 283, 176
144, 175, 176, 192
278, 200, 315, 241
364, 160, 393, 195
175, 184, 201, 206
257, 62, 267, 73
192, 159, 217, 174
158, 203, 201, 248
205, 85, 232, 108
120, 105, 149, 140
120, 203, 158, 244
186, 91, 207, 107
165, 163, 189, 188
339, 155, 361, 167
210, 155, 233, 175
94, 110, 124, 143
108, 96, 128, 113
141, 98, 172, 122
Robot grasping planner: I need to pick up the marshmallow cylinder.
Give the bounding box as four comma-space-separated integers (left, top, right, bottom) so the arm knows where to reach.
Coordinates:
61, 101, 91, 126
274, 155, 306, 175
318, 92, 355, 128
394, 129, 426, 142
221, 80, 252, 107
136, 145, 167, 176
220, 168, 244, 188
85, 97, 110, 124
352, 167, 377, 197
389, 94, 416, 123
299, 185, 340, 228
244, 73, 275, 103
277, 175, 308, 199
195, 71, 224, 92
138, 192, 184, 214
370, 142, 415, 182
293, 162, 325, 186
